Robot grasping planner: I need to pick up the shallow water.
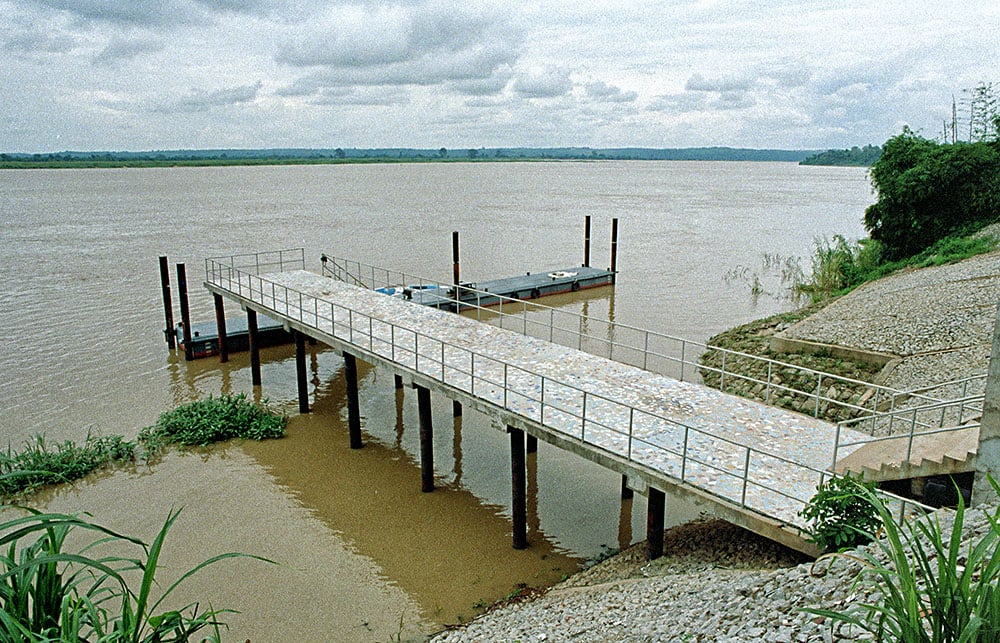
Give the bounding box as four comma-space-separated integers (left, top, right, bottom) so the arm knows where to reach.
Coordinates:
0, 161, 872, 637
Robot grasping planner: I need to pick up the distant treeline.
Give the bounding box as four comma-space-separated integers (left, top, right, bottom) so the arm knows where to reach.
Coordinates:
0, 146, 822, 168
799, 145, 882, 167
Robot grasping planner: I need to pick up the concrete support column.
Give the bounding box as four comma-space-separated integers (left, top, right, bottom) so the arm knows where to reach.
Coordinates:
646, 487, 665, 560
344, 352, 363, 449
974, 302, 1000, 504
417, 385, 435, 492
509, 426, 527, 549
247, 309, 262, 387
526, 433, 537, 454
295, 331, 309, 414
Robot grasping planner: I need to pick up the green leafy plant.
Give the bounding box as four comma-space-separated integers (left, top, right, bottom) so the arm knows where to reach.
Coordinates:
805, 476, 1000, 642
139, 393, 287, 459
0, 505, 272, 641
800, 473, 881, 551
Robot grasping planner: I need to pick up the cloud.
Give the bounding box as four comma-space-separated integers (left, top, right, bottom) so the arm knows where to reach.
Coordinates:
512, 67, 572, 99
309, 86, 410, 107
24, 0, 198, 27
92, 36, 164, 66
155, 81, 262, 113
3, 30, 79, 55
685, 73, 752, 93
584, 80, 637, 103
274, 2, 524, 97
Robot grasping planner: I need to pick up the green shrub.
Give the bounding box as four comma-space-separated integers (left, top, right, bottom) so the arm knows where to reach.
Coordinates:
865, 130, 1000, 261
805, 477, 1000, 641
139, 393, 286, 458
800, 473, 881, 551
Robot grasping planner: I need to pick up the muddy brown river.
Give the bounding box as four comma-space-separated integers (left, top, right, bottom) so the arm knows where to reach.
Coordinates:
0, 162, 871, 639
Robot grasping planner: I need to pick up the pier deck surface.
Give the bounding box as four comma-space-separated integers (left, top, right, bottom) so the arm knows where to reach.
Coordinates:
207, 268, 869, 552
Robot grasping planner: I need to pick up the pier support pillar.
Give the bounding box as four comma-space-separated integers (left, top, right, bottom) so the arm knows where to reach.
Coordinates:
213, 293, 229, 363
158, 256, 175, 350
526, 433, 537, 454
646, 487, 665, 560
416, 385, 435, 492
620, 474, 634, 500
247, 309, 262, 387
394, 373, 404, 390
509, 426, 528, 549
344, 352, 364, 449
583, 215, 591, 267
453, 400, 463, 417
974, 301, 1000, 504
176, 263, 193, 361
295, 331, 309, 414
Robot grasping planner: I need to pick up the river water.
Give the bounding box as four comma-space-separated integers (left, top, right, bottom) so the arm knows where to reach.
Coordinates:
0, 161, 871, 640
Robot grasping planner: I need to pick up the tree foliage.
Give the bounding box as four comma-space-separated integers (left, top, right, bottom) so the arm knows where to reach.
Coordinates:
863, 128, 1000, 260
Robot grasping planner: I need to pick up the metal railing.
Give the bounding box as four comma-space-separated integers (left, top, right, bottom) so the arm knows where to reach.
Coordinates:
319, 254, 993, 493
204, 248, 305, 279
207, 252, 855, 530
319, 255, 955, 424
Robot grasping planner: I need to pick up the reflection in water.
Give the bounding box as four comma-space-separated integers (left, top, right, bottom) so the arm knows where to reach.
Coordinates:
240, 351, 580, 625
452, 414, 464, 487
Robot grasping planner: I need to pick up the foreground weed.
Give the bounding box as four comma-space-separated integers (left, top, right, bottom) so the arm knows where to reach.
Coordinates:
0, 505, 274, 641
804, 477, 1000, 641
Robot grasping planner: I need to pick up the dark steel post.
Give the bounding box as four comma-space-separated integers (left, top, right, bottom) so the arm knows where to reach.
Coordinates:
583, 215, 591, 267
452, 230, 461, 292
213, 293, 229, 363
610, 217, 619, 285
247, 309, 262, 387
394, 374, 404, 390
344, 353, 363, 449
417, 385, 435, 492
159, 256, 175, 350
295, 331, 309, 414
176, 263, 193, 361
510, 426, 527, 549
646, 487, 665, 560
526, 433, 537, 454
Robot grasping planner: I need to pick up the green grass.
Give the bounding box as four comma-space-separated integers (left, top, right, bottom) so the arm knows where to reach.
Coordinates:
0, 435, 134, 500
794, 231, 998, 303
1, 394, 286, 500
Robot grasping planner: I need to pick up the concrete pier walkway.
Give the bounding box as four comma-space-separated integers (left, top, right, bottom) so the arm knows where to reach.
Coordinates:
205, 259, 871, 554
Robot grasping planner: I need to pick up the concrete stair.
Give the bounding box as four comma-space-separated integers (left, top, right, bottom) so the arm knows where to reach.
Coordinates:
835, 425, 979, 482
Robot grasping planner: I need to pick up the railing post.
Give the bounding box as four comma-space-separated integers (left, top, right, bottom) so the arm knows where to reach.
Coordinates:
740, 449, 752, 506
581, 391, 588, 441
681, 426, 689, 481
642, 331, 649, 371
627, 408, 634, 459
814, 373, 823, 417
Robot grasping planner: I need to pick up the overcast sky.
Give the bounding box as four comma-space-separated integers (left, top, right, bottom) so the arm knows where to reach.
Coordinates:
3, 0, 997, 153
